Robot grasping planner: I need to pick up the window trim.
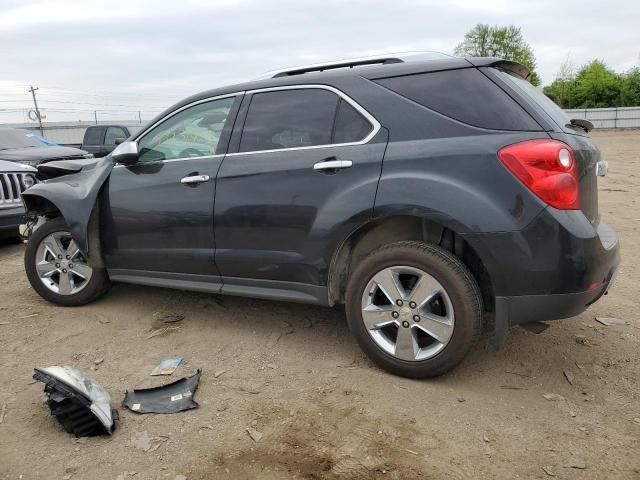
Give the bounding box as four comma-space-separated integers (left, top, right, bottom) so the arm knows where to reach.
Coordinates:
228, 84, 380, 156
116, 92, 244, 166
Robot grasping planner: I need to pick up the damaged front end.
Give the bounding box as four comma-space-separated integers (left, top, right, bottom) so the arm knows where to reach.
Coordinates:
33, 366, 118, 436
20, 156, 114, 260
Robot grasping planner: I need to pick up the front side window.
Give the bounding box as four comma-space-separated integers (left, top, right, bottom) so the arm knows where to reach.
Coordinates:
105, 127, 128, 145
137, 97, 236, 163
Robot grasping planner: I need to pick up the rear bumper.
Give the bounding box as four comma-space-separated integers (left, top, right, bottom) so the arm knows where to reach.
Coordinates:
462, 206, 620, 342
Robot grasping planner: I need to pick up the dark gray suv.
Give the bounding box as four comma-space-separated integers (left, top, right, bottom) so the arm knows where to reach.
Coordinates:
21, 56, 620, 377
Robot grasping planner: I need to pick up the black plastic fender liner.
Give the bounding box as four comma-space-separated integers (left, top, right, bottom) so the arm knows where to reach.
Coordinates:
122, 369, 201, 414
33, 366, 117, 436
22, 156, 114, 258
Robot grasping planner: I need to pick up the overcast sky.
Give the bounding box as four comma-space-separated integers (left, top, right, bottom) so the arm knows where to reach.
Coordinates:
1, 0, 639, 123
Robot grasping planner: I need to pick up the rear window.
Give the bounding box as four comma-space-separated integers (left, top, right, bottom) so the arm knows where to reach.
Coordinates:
375, 68, 541, 131
498, 70, 571, 131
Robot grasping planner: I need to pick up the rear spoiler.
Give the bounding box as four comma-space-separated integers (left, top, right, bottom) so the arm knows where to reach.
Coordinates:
465, 58, 531, 82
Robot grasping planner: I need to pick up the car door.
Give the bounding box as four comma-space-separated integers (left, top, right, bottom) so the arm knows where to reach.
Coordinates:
214, 86, 387, 300
102, 94, 241, 279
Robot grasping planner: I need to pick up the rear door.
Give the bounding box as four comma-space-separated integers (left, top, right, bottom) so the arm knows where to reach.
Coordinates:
102, 95, 241, 277
214, 86, 387, 292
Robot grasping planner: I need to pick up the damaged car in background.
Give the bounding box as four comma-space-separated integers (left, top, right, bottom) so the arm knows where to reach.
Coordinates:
19, 54, 620, 378
0, 159, 37, 238
0, 127, 93, 167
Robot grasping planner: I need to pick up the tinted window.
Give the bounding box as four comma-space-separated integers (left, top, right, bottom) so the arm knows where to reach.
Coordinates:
105, 127, 127, 145
376, 68, 541, 131
498, 70, 571, 130
83, 127, 102, 145
332, 99, 373, 143
239, 89, 338, 152
137, 97, 235, 163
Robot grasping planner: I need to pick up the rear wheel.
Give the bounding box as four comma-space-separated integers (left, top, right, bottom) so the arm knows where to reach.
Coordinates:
345, 241, 482, 378
24, 217, 110, 306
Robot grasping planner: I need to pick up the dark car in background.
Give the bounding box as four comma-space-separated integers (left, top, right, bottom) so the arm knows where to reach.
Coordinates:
20, 55, 619, 378
0, 128, 92, 167
0, 159, 36, 238
81, 125, 138, 157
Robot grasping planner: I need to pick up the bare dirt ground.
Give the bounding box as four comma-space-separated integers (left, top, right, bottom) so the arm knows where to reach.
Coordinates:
1, 130, 639, 480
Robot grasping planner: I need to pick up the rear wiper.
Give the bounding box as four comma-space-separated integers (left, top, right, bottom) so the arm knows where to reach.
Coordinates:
567, 118, 593, 133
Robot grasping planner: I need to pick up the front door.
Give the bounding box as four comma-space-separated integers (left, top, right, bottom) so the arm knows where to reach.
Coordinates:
102, 95, 240, 278
214, 87, 387, 293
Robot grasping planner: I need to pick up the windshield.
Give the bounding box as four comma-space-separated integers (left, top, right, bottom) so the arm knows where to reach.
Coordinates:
498, 70, 572, 131
0, 129, 51, 150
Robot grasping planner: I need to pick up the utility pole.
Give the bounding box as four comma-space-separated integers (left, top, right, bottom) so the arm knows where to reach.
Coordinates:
28, 85, 44, 135
94, 110, 98, 124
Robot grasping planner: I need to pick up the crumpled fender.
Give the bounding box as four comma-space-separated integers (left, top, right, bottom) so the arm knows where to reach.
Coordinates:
22, 156, 114, 256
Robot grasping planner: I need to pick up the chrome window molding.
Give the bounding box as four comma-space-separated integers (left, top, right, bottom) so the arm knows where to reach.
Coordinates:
227, 84, 381, 156
114, 92, 244, 167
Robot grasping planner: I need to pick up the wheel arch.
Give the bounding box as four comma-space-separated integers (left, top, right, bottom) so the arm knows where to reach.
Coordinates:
328, 214, 495, 314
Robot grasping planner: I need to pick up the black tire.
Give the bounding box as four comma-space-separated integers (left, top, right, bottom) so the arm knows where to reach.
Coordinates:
345, 241, 482, 378
24, 217, 110, 306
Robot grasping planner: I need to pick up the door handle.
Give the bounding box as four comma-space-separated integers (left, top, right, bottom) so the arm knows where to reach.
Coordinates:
313, 160, 353, 172
180, 174, 210, 185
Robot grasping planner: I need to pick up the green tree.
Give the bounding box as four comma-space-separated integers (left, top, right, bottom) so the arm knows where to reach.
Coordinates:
455, 24, 540, 85
572, 60, 621, 108
620, 67, 640, 106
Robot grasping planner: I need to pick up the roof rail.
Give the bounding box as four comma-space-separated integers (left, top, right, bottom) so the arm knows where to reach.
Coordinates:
260, 56, 405, 79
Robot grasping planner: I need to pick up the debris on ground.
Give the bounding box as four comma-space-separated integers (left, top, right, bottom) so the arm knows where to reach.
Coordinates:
542, 465, 557, 477
130, 430, 152, 452
563, 463, 586, 469
505, 368, 532, 378
97, 315, 111, 324
633, 418, 640, 425
563, 369, 575, 385
33, 366, 117, 436
500, 385, 525, 390
246, 427, 263, 442
574, 335, 589, 345
0, 403, 6, 423
94, 358, 104, 366
239, 384, 262, 395
595, 316, 625, 326
158, 313, 185, 324
543, 393, 565, 402
123, 369, 201, 414
147, 326, 181, 339
150, 357, 183, 376
213, 369, 227, 378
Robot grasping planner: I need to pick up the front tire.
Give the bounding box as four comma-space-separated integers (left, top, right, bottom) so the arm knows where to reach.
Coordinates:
345, 241, 482, 378
24, 217, 110, 306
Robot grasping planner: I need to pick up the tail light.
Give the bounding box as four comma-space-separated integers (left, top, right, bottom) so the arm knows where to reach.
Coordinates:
498, 139, 580, 210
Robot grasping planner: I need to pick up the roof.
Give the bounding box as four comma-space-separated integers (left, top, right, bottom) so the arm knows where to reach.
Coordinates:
146, 56, 527, 128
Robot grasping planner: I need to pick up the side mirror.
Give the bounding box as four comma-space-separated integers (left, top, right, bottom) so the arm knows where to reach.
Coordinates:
111, 141, 139, 165
114, 137, 126, 145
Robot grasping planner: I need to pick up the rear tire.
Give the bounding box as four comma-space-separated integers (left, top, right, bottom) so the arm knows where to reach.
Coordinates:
24, 217, 110, 306
345, 241, 482, 378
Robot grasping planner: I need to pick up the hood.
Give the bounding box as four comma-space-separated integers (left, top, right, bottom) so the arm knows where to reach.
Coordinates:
36, 157, 103, 181
0, 159, 37, 173
0, 145, 90, 166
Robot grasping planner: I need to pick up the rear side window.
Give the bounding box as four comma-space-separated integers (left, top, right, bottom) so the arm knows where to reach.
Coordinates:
83, 127, 102, 145
497, 70, 571, 131
105, 127, 128, 145
332, 99, 373, 144
240, 89, 338, 152
375, 68, 541, 131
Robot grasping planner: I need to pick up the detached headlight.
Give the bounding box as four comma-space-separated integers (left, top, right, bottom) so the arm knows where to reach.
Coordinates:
22, 174, 36, 189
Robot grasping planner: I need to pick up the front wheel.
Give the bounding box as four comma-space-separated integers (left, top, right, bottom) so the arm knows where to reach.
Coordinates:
345, 241, 482, 378
24, 217, 110, 306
